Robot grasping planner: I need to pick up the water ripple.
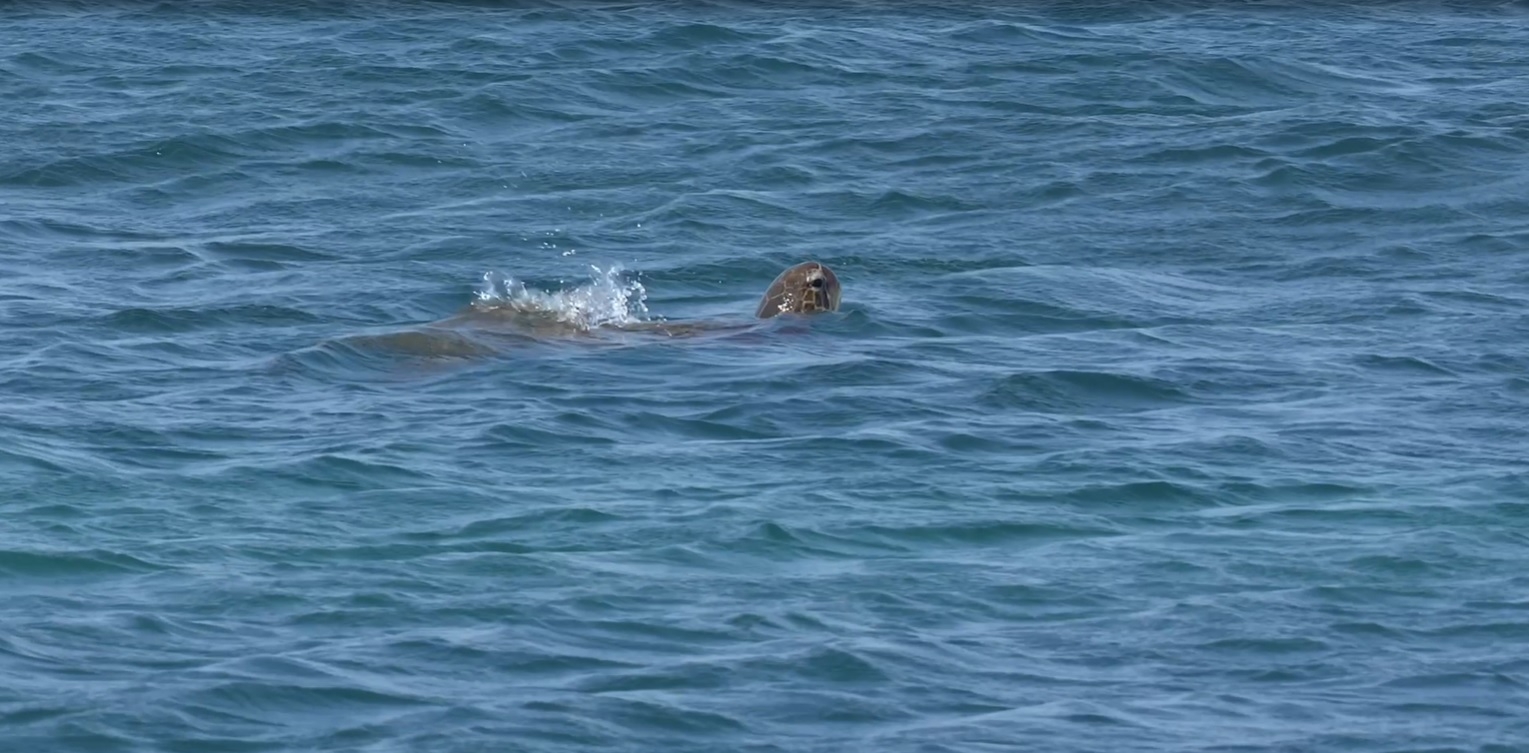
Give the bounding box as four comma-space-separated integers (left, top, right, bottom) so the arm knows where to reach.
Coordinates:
4, 3, 1528, 752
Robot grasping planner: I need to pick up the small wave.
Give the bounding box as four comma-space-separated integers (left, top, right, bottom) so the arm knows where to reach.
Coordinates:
270, 338, 409, 379
646, 22, 762, 49
199, 240, 336, 265
981, 370, 1196, 414
947, 19, 1104, 46
0, 548, 162, 577
863, 520, 1118, 549
0, 446, 70, 474
101, 304, 320, 333
1, 131, 253, 188
471, 264, 650, 331
1352, 354, 1457, 377
189, 679, 428, 718
1064, 480, 1217, 510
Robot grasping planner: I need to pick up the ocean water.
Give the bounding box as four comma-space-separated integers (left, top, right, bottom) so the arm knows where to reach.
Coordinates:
4, 2, 1529, 751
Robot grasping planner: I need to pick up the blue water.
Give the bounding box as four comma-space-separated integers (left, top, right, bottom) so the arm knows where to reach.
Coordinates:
4, 2, 1529, 751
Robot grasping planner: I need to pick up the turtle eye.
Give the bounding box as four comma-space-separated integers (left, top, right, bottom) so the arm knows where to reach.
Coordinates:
810, 278, 824, 289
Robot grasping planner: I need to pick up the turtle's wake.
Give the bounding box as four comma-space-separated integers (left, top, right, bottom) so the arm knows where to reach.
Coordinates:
472, 264, 651, 332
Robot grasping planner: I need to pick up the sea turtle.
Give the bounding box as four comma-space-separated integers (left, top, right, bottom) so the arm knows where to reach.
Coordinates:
754, 261, 841, 319
342, 261, 843, 358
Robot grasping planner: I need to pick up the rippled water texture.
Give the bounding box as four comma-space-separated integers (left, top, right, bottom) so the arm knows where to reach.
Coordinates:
4, 2, 1529, 751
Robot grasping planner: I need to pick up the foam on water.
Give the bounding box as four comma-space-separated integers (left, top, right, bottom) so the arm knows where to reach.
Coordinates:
471, 264, 651, 331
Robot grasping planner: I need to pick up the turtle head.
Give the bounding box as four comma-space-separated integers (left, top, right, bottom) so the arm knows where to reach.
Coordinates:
754, 262, 841, 318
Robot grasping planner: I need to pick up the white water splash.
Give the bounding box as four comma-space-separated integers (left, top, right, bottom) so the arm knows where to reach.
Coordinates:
472, 264, 650, 330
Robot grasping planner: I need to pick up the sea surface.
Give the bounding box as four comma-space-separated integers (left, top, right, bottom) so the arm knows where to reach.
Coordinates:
4, 2, 1529, 751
